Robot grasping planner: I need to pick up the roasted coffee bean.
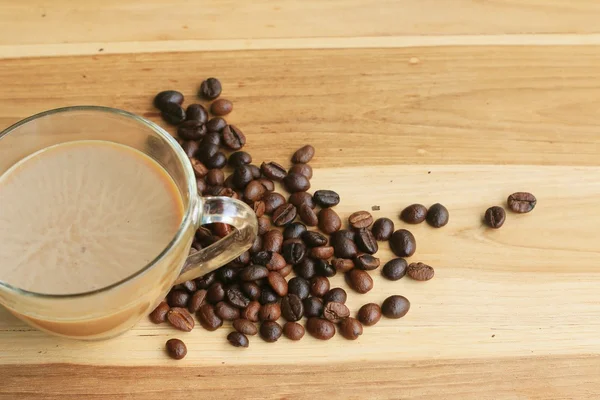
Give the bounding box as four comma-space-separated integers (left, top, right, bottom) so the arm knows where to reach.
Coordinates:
211, 222, 232, 237
357, 303, 382, 326
319, 208, 342, 234
323, 301, 350, 323
332, 258, 355, 273
167, 307, 195, 332
283, 222, 307, 240
188, 290, 208, 313
206, 152, 227, 169
215, 301, 241, 321
217, 265, 238, 283
252, 250, 273, 266
281, 294, 304, 322
257, 178, 274, 192
232, 165, 253, 189
323, 287, 347, 304
355, 229, 378, 254
267, 271, 288, 296
178, 120, 206, 140
149, 301, 170, 324
289, 192, 316, 209
303, 297, 324, 317
190, 158, 209, 178
259, 287, 280, 305
206, 117, 227, 132
507, 192, 537, 213
313, 190, 340, 208
315, 259, 336, 277
267, 252, 286, 271
239, 265, 269, 281
310, 246, 334, 260
232, 251, 251, 267
253, 200, 266, 217
196, 178, 207, 195
302, 231, 328, 247
306, 317, 335, 340
298, 203, 318, 226
261, 161, 287, 181
284, 173, 311, 193
289, 163, 313, 179
195, 271, 216, 290
407, 262, 435, 281
272, 203, 297, 227
287, 276, 310, 300
186, 103, 209, 123
226, 287, 250, 309
260, 321, 283, 342
333, 237, 358, 259
181, 280, 197, 293
247, 164, 261, 179
197, 304, 223, 331
263, 229, 283, 253
242, 301, 260, 322
227, 332, 249, 348
166, 338, 187, 360
154, 90, 184, 110
400, 204, 428, 224
348, 211, 373, 229
241, 282, 261, 301
250, 235, 263, 254
183, 140, 200, 158
228, 151, 252, 167
279, 263, 293, 278
207, 282, 226, 303
389, 229, 416, 257
167, 289, 190, 308
211, 98, 233, 116
203, 131, 222, 146
264, 192, 287, 215
206, 169, 225, 186
331, 229, 356, 244
426, 203, 449, 228
339, 317, 363, 340
485, 206, 506, 228
292, 145, 315, 164
222, 125, 246, 150
346, 269, 373, 294
371, 217, 394, 241
310, 276, 330, 297
282, 240, 306, 264
382, 258, 407, 281
382, 295, 410, 319
258, 216, 271, 235
354, 253, 380, 271
161, 102, 186, 125
283, 322, 305, 340
233, 319, 258, 336
258, 302, 281, 322
199, 78, 222, 100
197, 143, 219, 163
244, 180, 266, 202
294, 257, 316, 279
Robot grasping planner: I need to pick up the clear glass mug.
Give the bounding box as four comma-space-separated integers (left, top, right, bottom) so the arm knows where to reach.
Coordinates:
0, 106, 257, 340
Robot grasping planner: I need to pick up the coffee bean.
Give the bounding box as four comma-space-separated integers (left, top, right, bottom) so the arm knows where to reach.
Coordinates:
188, 290, 208, 313
272, 203, 297, 226
211, 222, 232, 238
242, 301, 260, 322
315, 259, 336, 277
244, 180, 266, 202
206, 152, 227, 169
284, 173, 311, 193
161, 102, 186, 125
330, 229, 356, 244
298, 203, 318, 226
222, 125, 246, 150
426, 203, 449, 228
313, 190, 340, 208
349, 211, 373, 229
263, 229, 283, 253
259, 287, 280, 305
261, 161, 287, 181
231, 166, 252, 189
323, 302, 350, 323
178, 120, 207, 140
260, 321, 283, 342
203, 131, 222, 146
227, 332, 249, 348
264, 193, 287, 215
233, 319, 258, 336
407, 262, 435, 281
357, 303, 382, 326
332, 258, 354, 273
288, 276, 310, 300
485, 206, 506, 228
195, 271, 216, 290
250, 235, 263, 254
154, 90, 184, 110
190, 158, 209, 178
239, 265, 269, 281
166, 338, 187, 360
389, 229, 416, 257
303, 297, 324, 318
211, 98, 233, 116
253, 200, 266, 217
355, 229, 378, 254
346, 269, 373, 294
267, 271, 288, 296
279, 264, 293, 278
186, 104, 209, 123
339, 317, 363, 340
233, 251, 251, 267
197, 304, 223, 331
283, 322, 305, 340
292, 145, 315, 164
381, 295, 410, 319
282, 240, 306, 264
229, 151, 252, 167
258, 216, 271, 235
226, 287, 250, 309
283, 222, 307, 240
382, 258, 407, 281
206, 169, 225, 186
281, 294, 304, 322
199, 78, 222, 100
182, 140, 200, 158
294, 258, 316, 279
323, 287, 347, 304
310, 246, 334, 260
167, 307, 195, 332
258, 302, 281, 322
301, 231, 328, 247
206, 117, 227, 132
196, 178, 207, 195
167, 289, 190, 308
319, 208, 342, 234
289, 192, 315, 209
309, 276, 330, 298
149, 301, 170, 324
400, 204, 428, 224
306, 317, 335, 340
333, 237, 358, 259
255, 250, 275, 266
215, 301, 241, 321
289, 163, 313, 179
197, 143, 219, 164
354, 254, 380, 271
257, 178, 274, 192
241, 282, 261, 301
217, 265, 238, 283
507, 192, 536, 213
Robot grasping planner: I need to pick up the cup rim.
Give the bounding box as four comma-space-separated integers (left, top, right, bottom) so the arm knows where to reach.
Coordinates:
0, 105, 197, 299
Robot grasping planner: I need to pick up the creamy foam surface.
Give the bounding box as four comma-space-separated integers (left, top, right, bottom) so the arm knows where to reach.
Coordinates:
0, 140, 184, 294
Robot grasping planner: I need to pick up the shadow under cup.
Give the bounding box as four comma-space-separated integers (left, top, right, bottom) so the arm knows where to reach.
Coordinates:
0, 106, 198, 339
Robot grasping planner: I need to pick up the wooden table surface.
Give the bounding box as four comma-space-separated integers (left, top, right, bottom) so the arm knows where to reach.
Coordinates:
2, 1, 600, 399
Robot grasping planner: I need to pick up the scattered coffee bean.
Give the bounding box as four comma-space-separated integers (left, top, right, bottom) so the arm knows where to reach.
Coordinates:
355, 228, 378, 254
294, 257, 316, 279
310, 246, 334, 260
206, 151, 227, 169
346, 269, 373, 294
354, 253, 380, 270
166, 338, 187, 360
331, 229, 355, 244
267, 271, 288, 297
292, 145, 315, 164
182, 280, 197, 293
282, 240, 306, 265
264, 192, 287, 215
167, 289, 190, 308
258, 302, 281, 322
242, 301, 260, 322
315, 259, 336, 277
332, 258, 355, 273
259, 287, 280, 305
400, 204, 428, 224
190, 158, 209, 178
382, 258, 407, 281
302, 231, 328, 247
263, 229, 284, 253
323, 287, 347, 304
241, 282, 261, 301
149, 301, 170, 324
257, 216, 271, 235
197, 143, 219, 164
206, 117, 227, 132
244, 180, 266, 202
287, 276, 311, 300
272, 203, 297, 227
339, 317, 363, 340
289, 192, 315, 209
195, 271, 216, 290
222, 125, 246, 150
381, 295, 410, 319
261, 161, 287, 181
239, 265, 269, 281
485, 206, 506, 228
228, 151, 252, 167
507, 192, 537, 213
284, 173, 311, 193
357, 303, 382, 326
389, 229, 416, 257
289, 163, 313, 179
227, 332, 249, 348
250, 235, 263, 254
313, 190, 340, 208
183, 141, 200, 158
407, 262, 435, 281
199, 78, 222, 100
167, 307, 195, 332
283, 322, 305, 340
226, 287, 250, 309
218, 265, 238, 283
281, 294, 304, 322
215, 301, 241, 321
211, 98, 233, 116
298, 203, 319, 226
203, 131, 222, 146
178, 120, 206, 140
349, 211, 373, 229
188, 290, 208, 313
197, 305, 223, 331
310, 276, 330, 297
260, 321, 283, 342
186, 104, 208, 123
306, 317, 335, 340
161, 102, 186, 125
233, 319, 258, 336
154, 90, 184, 110
266, 252, 287, 271
323, 302, 350, 323
426, 203, 449, 228
206, 169, 225, 186
318, 208, 342, 234
253, 200, 266, 217
333, 237, 358, 259
303, 297, 324, 317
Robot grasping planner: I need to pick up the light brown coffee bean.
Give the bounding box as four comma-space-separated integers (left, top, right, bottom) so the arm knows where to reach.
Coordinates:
149, 301, 170, 324
407, 262, 435, 281
167, 307, 195, 332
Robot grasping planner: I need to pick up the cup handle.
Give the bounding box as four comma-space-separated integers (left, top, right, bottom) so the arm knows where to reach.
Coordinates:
174, 196, 257, 285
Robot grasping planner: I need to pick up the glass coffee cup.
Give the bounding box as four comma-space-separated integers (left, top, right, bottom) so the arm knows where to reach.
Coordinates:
0, 106, 257, 340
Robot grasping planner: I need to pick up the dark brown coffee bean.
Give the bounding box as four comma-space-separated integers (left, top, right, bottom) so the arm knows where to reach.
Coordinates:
233, 251, 251, 267
190, 158, 209, 178
315, 259, 336, 277
310, 276, 330, 297
389, 229, 416, 257
264, 192, 287, 215
279, 263, 293, 278
313, 190, 340, 208
244, 180, 266, 202
186, 104, 208, 123
250, 235, 263, 254
288, 163, 313, 179
426, 203, 449, 228
239, 265, 269, 281
357, 303, 382, 326
195, 271, 216, 290
507, 192, 537, 213
371, 217, 394, 241
263, 229, 283, 253
241, 282, 261, 301
183, 140, 200, 158
323, 301, 350, 323
485, 206, 506, 228
215, 301, 241, 321
260, 321, 283, 342
257, 178, 274, 192
206, 283, 225, 305
149, 301, 170, 324
323, 287, 347, 304
298, 203, 318, 226
267, 271, 288, 296
346, 269, 373, 294
331, 229, 356, 244
310, 246, 334, 260
210, 98, 233, 116
211, 222, 232, 238
287, 276, 310, 300
306, 317, 335, 340
258, 302, 281, 322
178, 120, 206, 140
232, 165, 253, 189
261, 161, 287, 181
292, 145, 315, 164
161, 102, 186, 125
205, 169, 224, 187
199, 78, 222, 100
339, 317, 363, 340
196, 143, 219, 163
197, 304, 223, 331
289, 192, 316, 209
407, 262, 435, 281
332, 258, 354, 273
301, 231, 328, 247
206, 117, 227, 132
354, 253, 380, 271
348, 211, 373, 229
294, 257, 316, 279
303, 297, 324, 318
252, 249, 272, 265
242, 301, 260, 322
382, 295, 410, 319
167, 307, 195, 332
203, 131, 222, 146
355, 229, 378, 254
166, 338, 187, 360
154, 90, 184, 110
226, 287, 250, 309
281, 294, 304, 322
188, 290, 208, 313
333, 237, 358, 259
400, 204, 428, 224
259, 287, 280, 305
284, 173, 311, 193
282, 240, 306, 264
233, 319, 258, 336
227, 332, 249, 348
222, 125, 246, 150
228, 151, 252, 167
258, 216, 271, 235
382, 258, 407, 281
283, 222, 307, 239
283, 322, 305, 340
167, 289, 190, 308
196, 178, 207, 195
272, 203, 297, 226
217, 265, 238, 283
318, 208, 341, 234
